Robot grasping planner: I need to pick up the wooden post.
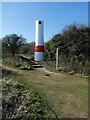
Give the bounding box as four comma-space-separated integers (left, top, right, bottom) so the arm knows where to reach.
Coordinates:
56, 47, 59, 70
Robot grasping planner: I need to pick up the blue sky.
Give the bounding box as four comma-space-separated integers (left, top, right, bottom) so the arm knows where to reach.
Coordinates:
2, 2, 88, 43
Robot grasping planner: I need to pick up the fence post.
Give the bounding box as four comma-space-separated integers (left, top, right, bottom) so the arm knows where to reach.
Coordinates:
56, 47, 59, 70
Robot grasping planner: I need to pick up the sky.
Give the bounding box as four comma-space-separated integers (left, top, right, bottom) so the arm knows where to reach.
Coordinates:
1, 0, 89, 2
1, 2, 88, 43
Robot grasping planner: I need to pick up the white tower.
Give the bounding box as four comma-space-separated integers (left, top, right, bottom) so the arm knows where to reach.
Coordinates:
34, 20, 44, 61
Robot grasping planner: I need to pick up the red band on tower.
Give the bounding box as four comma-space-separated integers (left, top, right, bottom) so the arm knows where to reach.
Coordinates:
34, 46, 44, 52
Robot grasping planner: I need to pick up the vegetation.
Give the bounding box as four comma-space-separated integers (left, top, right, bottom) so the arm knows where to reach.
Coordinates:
2, 24, 90, 75
44, 24, 90, 75
2, 34, 26, 55
2, 70, 55, 120
1, 62, 88, 118
1, 23, 89, 119
19, 42, 34, 55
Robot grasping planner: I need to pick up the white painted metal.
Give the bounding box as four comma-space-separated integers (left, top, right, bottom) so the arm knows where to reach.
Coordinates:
34, 20, 44, 61
35, 20, 44, 46
36, 35, 44, 46
35, 52, 44, 61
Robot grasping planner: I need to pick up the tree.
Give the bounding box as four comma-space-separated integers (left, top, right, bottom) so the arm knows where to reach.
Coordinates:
19, 42, 35, 55
2, 34, 26, 55
44, 24, 90, 75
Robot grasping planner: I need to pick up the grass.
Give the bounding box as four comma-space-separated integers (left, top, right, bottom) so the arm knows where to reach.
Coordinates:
2, 77, 55, 119
42, 62, 56, 72
2, 70, 56, 119
31, 71, 88, 118
2, 64, 88, 118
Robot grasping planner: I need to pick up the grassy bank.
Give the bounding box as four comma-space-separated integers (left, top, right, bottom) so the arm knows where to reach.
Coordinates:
2, 69, 55, 120
2, 62, 88, 118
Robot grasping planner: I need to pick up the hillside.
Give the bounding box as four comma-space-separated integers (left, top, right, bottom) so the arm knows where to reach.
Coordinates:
1, 56, 88, 119
1, 24, 89, 119
2, 69, 55, 120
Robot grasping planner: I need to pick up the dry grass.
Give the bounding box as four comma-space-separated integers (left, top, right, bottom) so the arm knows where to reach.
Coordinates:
2, 65, 88, 118
20, 68, 88, 118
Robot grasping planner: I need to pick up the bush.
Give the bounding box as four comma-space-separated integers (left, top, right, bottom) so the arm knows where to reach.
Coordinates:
2, 78, 54, 120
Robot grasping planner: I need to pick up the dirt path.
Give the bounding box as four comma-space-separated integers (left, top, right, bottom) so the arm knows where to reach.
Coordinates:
37, 67, 63, 77
1, 64, 88, 118
1, 64, 63, 78
0, 64, 23, 74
